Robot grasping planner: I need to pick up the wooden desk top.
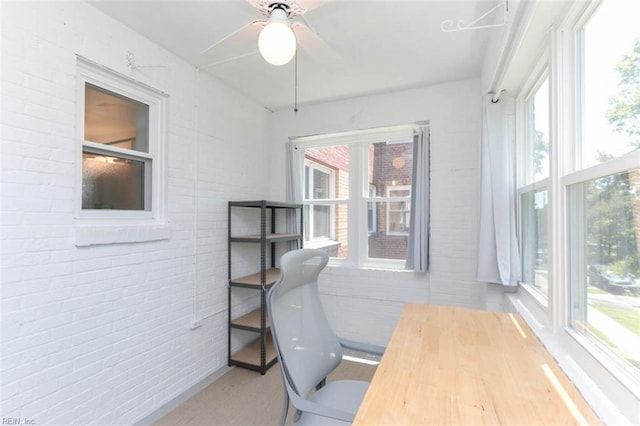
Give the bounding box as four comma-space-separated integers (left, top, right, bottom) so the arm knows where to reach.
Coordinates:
354, 303, 601, 425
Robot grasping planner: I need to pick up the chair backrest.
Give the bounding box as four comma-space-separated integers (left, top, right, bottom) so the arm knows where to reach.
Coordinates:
268, 248, 343, 400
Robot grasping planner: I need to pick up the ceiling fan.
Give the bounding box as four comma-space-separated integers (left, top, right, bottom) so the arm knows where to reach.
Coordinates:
200, 0, 335, 67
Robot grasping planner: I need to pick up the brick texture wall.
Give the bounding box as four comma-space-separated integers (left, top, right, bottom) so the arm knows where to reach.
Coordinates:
1, 2, 271, 424
2, 1, 485, 423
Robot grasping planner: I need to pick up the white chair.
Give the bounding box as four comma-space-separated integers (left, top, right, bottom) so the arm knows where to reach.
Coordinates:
267, 248, 385, 425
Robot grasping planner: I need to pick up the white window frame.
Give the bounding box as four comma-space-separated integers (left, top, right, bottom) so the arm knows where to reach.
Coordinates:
385, 185, 411, 236
517, 63, 551, 306
74, 57, 169, 246
304, 160, 335, 243
513, 3, 640, 420
367, 184, 377, 235
292, 122, 426, 269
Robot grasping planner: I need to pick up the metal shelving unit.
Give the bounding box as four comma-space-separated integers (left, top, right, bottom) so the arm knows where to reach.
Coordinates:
227, 200, 303, 374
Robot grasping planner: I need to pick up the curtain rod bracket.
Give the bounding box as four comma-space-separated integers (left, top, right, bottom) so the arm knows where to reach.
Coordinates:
489, 89, 504, 103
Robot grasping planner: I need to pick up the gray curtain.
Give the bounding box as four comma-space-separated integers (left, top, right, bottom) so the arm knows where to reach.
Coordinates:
476, 95, 521, 287
285, 141, 304, 249
406, 127, 430, 272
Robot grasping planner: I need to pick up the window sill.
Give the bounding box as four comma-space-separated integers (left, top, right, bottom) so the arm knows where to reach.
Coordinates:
565, 328, 640, 400
74, 223, 171, 247
326, 257, 411, 272
519, 282, 549, 310
506, 290, 640, 424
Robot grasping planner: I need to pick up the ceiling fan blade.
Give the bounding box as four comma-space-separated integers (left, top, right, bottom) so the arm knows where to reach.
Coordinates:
292, 19, 343, 64
245, 0, 269, 17
200, 20, 266, 61
295, 0, 327, 14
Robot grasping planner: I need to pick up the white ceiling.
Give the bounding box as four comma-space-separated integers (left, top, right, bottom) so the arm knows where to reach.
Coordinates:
88, 0, 505, 111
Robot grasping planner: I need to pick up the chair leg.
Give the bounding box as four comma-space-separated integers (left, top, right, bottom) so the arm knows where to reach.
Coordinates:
279, 387, 289, 426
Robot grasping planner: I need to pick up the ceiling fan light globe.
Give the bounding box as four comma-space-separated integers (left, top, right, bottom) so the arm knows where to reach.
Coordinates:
258, 20, 296, 66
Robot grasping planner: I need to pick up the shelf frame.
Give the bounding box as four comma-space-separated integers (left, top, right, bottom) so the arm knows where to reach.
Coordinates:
227, 200, 303, 374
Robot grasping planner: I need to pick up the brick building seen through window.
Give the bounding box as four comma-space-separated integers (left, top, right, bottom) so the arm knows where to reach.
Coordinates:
304, 139, 413, 261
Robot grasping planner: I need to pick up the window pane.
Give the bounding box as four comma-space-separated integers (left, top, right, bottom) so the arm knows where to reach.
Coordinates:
368, 140, 412, 260
532, 79, 549, 181
388, 210, 410, 234
387, 190, 411, 235
304, 145, 349, 259
303, 203, 348, 260
82, 152, 147, 210
520, 189, 549, 300
304, 146, 348, 200
369, 200, 408, 260
582, 1, 640, 168
85, 83, 149, 153
568, 169, 640, 373
312, 205, 330, 238
312, 168, 330, 199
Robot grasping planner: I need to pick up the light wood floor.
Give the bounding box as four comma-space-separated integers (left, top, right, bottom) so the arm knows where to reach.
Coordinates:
153, 358, 377, 426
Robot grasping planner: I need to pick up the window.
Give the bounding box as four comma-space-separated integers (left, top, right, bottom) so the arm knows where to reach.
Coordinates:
386, 186, 411, 235
294, 126, 422, 268
303, 146, 347, 258
369, 141, 413, 261
518, 75, 550, 303
566, 0, 640, 384
77, 58, 166, 222
580, 1, 640, 169
304, 160, 335, 242
567, 166, 640, 379
82, 83, 150, 211
516, 0, 640, 400
519, 188, 549, 299
529, 77, 550, 183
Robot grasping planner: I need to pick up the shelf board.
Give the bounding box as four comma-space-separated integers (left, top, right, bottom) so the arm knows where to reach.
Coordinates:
231, 308, 269, 331
230, 268, 280, 288
229, 200, 302, 209
230, 233, 301, 243
230, 332, 277, 368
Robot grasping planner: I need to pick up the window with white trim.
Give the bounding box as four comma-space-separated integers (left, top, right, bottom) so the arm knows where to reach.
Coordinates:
517, 0, 639, 396
386, 185, 411, 236
567, 0, 639, 384
304, 160, 335, 242
518, 74, 550, 304
76, 58, 166, 223
294, 126, 420, 268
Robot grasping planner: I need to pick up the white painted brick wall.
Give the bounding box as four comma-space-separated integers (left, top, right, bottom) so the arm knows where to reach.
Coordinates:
1, 1, 271, 424
270, 79, 487, 345
2, 1, 487, 422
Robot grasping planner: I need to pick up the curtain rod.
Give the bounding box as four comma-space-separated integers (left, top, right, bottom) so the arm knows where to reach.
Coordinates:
486, 1, 535, 105
290, 120, 430, 143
